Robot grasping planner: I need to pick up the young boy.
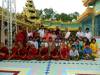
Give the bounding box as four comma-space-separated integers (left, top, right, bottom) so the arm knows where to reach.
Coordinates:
69, 45, 79, 60
83, 43, 95, 60
0, 42, 9, 60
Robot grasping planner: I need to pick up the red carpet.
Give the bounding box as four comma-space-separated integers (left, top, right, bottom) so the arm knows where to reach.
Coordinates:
0, 70, 20, 75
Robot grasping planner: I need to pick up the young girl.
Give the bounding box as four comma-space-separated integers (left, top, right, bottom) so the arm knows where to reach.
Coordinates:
68, 39, 74, 49
83, 37, 89, 49
90, 38, 98, 57
60, 39, 70, 60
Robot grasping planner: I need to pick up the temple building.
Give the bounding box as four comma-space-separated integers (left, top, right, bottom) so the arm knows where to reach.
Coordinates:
78, 0, 100, 36
22, 0, 37, 25
0, 0, 37, 46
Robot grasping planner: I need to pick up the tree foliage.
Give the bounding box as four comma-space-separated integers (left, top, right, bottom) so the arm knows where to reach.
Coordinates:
39, 8, 79, 22
43, 8, 54, 19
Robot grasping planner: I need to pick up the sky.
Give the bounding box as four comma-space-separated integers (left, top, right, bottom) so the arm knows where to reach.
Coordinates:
0, 0, 86, 14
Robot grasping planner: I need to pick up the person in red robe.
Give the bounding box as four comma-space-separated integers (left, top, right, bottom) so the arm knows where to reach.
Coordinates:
22, 26, 27, 46
18, 42, 28, 60
60, 40, 70, 60
8, 43, 19, 60
26, 44, 38, 60
39, 43, 49, 60
10, 42, 27, 60
0, 42, 9, 60
15, 28, 26, 45
50, 43, 59, 60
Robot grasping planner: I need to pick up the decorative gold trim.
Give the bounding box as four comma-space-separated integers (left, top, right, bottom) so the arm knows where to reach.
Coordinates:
83, 0, 95, 7
77, 8, 94, 22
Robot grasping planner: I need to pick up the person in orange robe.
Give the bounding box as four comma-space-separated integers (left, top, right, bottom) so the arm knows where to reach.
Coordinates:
0, 42, 9, 60
60, 40, 70, 60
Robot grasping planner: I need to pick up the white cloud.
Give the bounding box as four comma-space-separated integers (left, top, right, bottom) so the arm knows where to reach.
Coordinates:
0, 0, 86, 14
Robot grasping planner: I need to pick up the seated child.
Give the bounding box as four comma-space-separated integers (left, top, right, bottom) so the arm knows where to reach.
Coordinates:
39, 39, 49, 60
83, 43, 95, 60
69, 45, 79, 60
60, 39, 69, 60
83, 37, 89, 49
0, 42, 9, 60
68, 39, 74, 49
50, 43, 59, 60
90, 38, 98, 57
77, 38, 84, 59
26, 44, 38, 60
11, 42, 27, 60
9, 43, 19, 59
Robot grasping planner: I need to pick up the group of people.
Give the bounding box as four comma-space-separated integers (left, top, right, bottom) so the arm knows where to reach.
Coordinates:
0, 26, 98, 60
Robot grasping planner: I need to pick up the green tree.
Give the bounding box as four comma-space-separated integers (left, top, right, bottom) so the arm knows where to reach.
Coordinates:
36, 9, 43, 19
60, 13, 71, 22
55, 13, 61, 21
43, 8, 54, 19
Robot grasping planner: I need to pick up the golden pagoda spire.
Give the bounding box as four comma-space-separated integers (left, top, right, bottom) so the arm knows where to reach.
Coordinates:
22, 0, 37, 24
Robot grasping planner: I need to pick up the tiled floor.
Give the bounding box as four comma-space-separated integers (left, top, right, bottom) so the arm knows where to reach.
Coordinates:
0, 60, 100, 75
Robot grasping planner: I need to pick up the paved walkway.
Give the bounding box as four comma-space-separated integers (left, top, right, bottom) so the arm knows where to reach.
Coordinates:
0, 60, 100, 75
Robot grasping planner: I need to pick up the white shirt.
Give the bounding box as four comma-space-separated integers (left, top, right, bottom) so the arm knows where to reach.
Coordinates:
28, 41, 34, 45
65, 32, 71, 39
84, 32, 92, 40
28, 41, 38, 49
76, 31, 84, 38
38, 29, 45, 38
41, 42, 48, 47
70, 50, 79, 57
33, 41, 38, 49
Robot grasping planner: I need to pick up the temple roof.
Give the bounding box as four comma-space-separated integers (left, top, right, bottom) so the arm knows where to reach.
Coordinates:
77, 8, 94, 22
82, 0, 95, 7
22, 0, 37, 24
